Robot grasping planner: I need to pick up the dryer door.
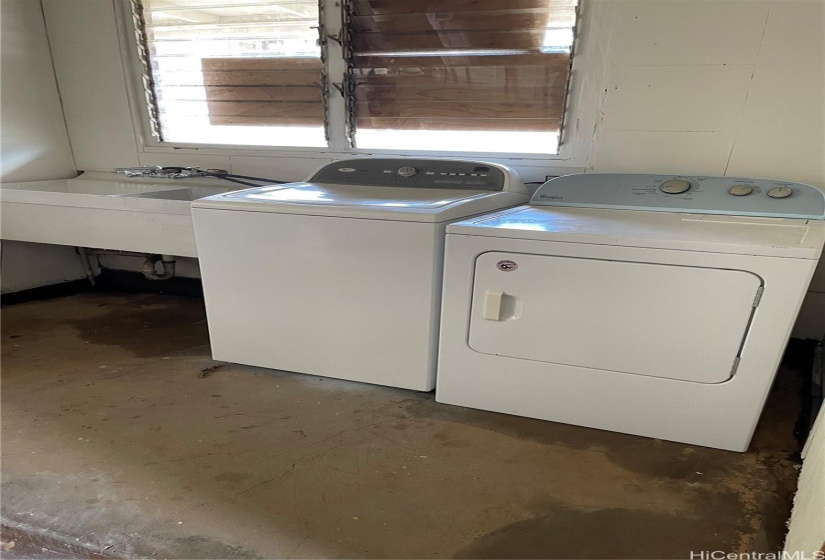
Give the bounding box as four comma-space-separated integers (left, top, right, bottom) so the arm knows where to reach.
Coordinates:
468, 252, 762, 383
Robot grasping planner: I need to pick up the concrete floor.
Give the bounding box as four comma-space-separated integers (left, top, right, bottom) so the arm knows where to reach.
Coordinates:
1, 292, 803, 559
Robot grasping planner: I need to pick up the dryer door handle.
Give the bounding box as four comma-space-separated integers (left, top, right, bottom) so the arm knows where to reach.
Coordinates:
482, 290, 505, 321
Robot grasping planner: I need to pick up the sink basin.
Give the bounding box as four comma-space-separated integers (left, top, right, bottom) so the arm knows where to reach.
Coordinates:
120, 188, 203, 201
1, 172, 236, 256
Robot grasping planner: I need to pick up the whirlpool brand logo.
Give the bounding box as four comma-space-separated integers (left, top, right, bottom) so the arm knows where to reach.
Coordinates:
539, 194, 564, 200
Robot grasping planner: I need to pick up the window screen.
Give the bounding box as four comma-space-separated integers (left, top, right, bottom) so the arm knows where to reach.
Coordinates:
131, 0, 578, 154
134, 0, 326, 146
343, 0, 578, 153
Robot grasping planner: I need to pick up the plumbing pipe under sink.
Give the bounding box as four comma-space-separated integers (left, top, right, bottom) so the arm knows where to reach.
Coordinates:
142, 254, 176, 280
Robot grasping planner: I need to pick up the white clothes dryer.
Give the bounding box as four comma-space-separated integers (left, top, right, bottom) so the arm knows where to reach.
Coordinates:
192, 159, 528, 391
436, 174, 825, 451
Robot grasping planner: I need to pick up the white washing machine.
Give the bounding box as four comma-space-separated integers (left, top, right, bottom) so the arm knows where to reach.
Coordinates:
436, 174, 825, 451
192, 158, 527, 391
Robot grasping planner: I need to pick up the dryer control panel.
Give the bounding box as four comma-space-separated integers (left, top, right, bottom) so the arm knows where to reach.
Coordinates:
308, 158, 519, 191
531, 174, 825, 219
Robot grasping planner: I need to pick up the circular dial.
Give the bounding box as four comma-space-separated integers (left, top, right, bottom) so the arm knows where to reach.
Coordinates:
397, 166, 418, 177
728, 185, 753, 196
767, 186, 792, 199
659, 179, 691, 194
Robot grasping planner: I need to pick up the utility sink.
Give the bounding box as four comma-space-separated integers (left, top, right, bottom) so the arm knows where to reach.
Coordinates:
0, 172, 237, 257
119, 188, 203, 201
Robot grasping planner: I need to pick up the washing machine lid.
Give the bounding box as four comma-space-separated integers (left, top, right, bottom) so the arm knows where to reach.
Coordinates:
193, 182, 531, 222
447, 205, 825, 258
192, 182, 531, 222
192, 158, 529, 222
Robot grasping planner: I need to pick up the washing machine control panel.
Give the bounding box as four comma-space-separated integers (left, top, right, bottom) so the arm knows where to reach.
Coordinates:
530, 174, 825, 219
308, 159, 510, 191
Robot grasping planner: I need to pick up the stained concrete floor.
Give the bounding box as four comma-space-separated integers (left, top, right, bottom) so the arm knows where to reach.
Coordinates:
0, 292, 803, 559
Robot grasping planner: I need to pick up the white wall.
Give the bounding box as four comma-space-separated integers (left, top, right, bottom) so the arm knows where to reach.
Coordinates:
587, 0, 825, 188
0, 241, 89, 293
40, 0, 141, 172
0, 1, 91, 293
784, 405, 825, 557
0, 0, 76, 182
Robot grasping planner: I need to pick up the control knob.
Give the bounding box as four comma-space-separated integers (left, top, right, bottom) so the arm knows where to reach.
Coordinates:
660, 179, 691, 194
767, 186, 792, 199
397, 166, 418, 177
728, 185, 753, 196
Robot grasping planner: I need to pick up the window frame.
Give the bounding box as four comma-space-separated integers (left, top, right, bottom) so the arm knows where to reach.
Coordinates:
114, 0, 603, 172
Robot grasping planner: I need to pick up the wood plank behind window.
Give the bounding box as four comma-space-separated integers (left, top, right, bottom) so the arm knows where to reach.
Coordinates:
350, 0, 577, 15
200, 58, 324, 127
347, 0, 577, 135
141, 0, 323, 136
355, 117, 560, 131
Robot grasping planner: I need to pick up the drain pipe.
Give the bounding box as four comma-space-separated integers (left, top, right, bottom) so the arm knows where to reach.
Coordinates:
142, 254, 176, 280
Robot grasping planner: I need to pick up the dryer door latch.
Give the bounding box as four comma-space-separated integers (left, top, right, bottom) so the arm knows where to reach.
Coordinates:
482, 291, 505, 321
